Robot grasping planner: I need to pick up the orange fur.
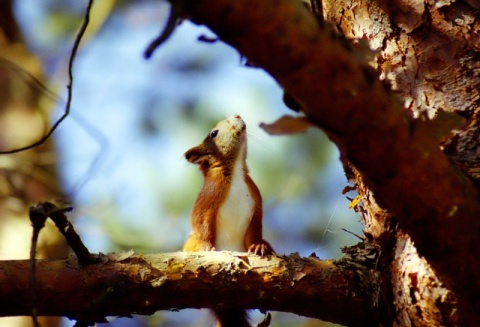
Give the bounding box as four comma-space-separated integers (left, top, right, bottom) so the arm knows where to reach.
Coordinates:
183, 114, 272, 255
183, 115, 273, 327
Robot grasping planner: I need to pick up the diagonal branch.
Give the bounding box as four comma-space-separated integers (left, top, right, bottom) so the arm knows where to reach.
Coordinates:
0, 251, 380, 326
168, 0, 480, 323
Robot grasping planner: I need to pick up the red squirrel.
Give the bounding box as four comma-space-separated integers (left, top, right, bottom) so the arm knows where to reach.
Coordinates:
184, 114, 273, 327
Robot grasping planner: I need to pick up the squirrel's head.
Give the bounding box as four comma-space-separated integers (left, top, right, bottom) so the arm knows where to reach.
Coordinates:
185, 114, 247, 173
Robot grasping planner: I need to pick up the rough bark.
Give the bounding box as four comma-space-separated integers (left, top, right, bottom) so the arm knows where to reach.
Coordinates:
324, 0, 480, 186
326, 1, 479, 325
347, 164, 458, 326
325, 0, 480, 115
0, 251, 380, 326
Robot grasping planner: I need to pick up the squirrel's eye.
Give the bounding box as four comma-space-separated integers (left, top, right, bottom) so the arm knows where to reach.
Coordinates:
210, 130, 219, 138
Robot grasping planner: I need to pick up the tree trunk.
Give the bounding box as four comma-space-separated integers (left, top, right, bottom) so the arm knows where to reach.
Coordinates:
324, 0, 479, 325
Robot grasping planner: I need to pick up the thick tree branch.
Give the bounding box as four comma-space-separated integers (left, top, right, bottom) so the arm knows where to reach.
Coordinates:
0, 251, 379, 326
172, 0, 480, 322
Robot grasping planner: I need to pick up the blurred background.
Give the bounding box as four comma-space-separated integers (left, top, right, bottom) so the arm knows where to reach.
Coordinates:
1, 0, 362, 326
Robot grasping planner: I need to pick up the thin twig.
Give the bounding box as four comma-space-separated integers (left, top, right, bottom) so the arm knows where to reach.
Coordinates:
341, 228, 364, 241
0, 0, 95, 154
0, 58, 109, 197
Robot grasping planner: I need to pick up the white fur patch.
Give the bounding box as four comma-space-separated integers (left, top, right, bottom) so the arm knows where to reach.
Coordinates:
215, 147, 254, 251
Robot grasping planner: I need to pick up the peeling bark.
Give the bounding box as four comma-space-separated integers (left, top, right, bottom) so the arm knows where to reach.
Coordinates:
325, 0, 480, 117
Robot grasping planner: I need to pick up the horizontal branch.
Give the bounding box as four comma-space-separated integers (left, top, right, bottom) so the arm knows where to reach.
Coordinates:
0, 251, 379, 326
173, 0, 480, 322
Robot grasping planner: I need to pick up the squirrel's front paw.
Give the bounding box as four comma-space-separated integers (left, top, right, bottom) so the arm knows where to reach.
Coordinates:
198, 242, 215, 251
248, 242, 274, 256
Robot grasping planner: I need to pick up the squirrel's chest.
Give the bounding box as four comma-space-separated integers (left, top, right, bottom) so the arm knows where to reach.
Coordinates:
215, 166, 255, 251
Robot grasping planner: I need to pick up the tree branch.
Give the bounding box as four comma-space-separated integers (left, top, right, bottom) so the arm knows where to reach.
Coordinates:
0, 251, 380, 326
170, 0, 480, 322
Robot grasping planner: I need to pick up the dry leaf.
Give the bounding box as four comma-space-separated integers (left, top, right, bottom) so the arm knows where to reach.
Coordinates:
349, 195, 362, 209
260, 115, 314, 135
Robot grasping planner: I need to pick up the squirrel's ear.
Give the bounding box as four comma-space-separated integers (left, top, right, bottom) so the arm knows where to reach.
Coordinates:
185, 144, 209, 164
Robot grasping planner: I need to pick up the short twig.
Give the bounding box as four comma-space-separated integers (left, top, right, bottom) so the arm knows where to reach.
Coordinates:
30, 201, 98, 264
32, 202, 97, 266
48, 205, 98, 266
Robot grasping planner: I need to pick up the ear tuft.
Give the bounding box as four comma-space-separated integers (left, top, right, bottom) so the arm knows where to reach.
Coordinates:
185, 144, 208, 164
